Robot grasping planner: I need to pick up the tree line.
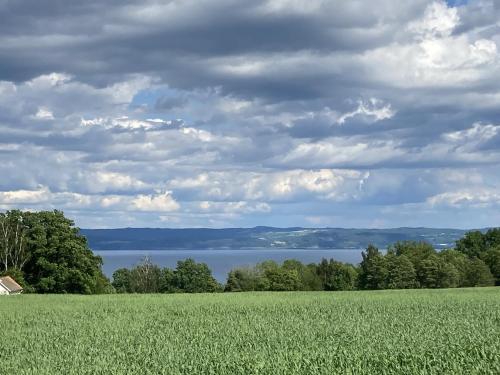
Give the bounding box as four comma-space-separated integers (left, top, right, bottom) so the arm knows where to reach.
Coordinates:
1, 209, 499, 294
113, 229, 500, 293
112, 257, 221, 293
225, 236, 499, 291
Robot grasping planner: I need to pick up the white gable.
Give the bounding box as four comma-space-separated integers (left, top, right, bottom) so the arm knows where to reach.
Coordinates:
0, 283, 8, 295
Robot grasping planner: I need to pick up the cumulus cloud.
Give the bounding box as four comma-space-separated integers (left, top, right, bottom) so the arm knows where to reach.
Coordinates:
428, 189, 500, 207
408, 1, 460, 38
132, 192, 180, 212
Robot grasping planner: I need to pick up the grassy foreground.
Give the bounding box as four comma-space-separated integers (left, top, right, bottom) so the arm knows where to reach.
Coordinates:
1, 288, 499, 374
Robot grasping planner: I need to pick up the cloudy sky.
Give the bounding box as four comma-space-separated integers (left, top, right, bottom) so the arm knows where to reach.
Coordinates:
1, 0, 500, 228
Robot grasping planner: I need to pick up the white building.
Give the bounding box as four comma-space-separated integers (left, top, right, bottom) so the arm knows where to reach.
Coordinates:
0, 276, 23, 295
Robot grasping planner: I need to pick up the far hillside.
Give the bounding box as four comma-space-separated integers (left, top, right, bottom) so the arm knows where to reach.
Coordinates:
81, 227, 473, 250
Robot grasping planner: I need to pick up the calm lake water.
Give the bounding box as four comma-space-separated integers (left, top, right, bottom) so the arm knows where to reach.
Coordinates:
94, 249, 365, 282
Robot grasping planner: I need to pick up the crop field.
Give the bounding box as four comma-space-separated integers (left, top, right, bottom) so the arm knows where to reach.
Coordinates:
1, 288, 499, 374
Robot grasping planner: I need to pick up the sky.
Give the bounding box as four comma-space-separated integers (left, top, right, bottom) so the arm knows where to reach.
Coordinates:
1, 0, 500, 229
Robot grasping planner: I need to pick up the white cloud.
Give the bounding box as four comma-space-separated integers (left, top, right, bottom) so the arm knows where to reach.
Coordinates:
281, 138, 404, 168
27, 73, 72, 88
260, 0, 324, 15
91, 171, 147, 193
100, 196, 125, 208
199, 201, 271, 214
443, 122, 499, 144
168, 169, 365, 202
408, 1, 459, 38
0, 187, 94, 209
428, 189, 500, 207
34, 107, 54, 120
0, 187, 51, 204
81, 116, 170, 130
338, 98, 395, 124
132, 191, 180, 212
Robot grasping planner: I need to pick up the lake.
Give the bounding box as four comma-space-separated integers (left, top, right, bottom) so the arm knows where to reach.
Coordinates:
95, 249, 366, 282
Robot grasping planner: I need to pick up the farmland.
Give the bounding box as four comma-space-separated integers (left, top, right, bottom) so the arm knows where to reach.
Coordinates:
1, 288, 500, 374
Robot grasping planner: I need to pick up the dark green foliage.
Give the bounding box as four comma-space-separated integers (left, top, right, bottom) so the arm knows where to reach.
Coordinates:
358, 245, 388, 290
455, 228, 500, 259
0, 210, 112, 294
418, 256, 440, 288
463, 258, 495, 287
226, 259, 323, 292
112, 268, 132, 293
265, 268, 301, 291
453, 229, 499, 286
0, 268, 33, 292
385, 254, 416, 289
159, 267, 175, 293
20, 210, 111, 294
438, 249, 469, 287
302, 263, 324, 291
390, 241, 436, 275
169, 258, 221, 293
483, 247, 500, 285
418, 255, 460, 288
282, 259, 323, 291
455, 231, 487, 258
129, 257, 162, 293
316, 258, 358, 291
112, 258, 220, 293
225, 267, 260, 292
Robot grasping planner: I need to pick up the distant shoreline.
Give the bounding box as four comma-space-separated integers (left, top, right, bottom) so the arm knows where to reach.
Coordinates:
82, 227, 466, 251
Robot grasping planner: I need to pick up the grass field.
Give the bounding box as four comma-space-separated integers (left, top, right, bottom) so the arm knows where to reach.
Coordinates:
1, 288, 499, 374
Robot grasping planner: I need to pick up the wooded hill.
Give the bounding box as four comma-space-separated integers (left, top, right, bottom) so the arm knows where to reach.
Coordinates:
81, 227, 471, 250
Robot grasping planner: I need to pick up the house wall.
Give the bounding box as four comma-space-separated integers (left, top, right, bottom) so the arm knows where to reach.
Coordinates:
0, 284, 9, 295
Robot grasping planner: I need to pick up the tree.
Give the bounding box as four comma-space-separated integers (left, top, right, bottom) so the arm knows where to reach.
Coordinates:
159, 267, 176, 293
454, 229, 500, 259
389, 241, 435, 281
224, 267, 260, 292
418, 256, 440, 288
463, 258, 494, 287
21, 210, 111, 294
316, 259, 357, 291
0, 210, 29, 273
358, 245, 388, 290
302, 263, 323, 291
265, 267, 301, 291
482, 247, 500, 285
455, 231, 487, 259
225, 270, 244, 292
439, 249, 469, 287
129, 256, 162, 293
385, 254, 417, 289
484, 228, 500, 249
171, 258, 220, 293
455, 230, 500, 286
418, 255, 459, 289
282, 259, 322, 291
437, 262, 460, 289
0, 267, 31, 291
112, 268, 132, 293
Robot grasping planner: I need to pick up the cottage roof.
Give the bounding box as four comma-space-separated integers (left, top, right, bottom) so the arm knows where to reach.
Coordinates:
0, 276, 23, 293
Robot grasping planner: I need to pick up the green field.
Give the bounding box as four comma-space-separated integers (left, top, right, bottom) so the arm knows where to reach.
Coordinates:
1, 288, 499, 374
